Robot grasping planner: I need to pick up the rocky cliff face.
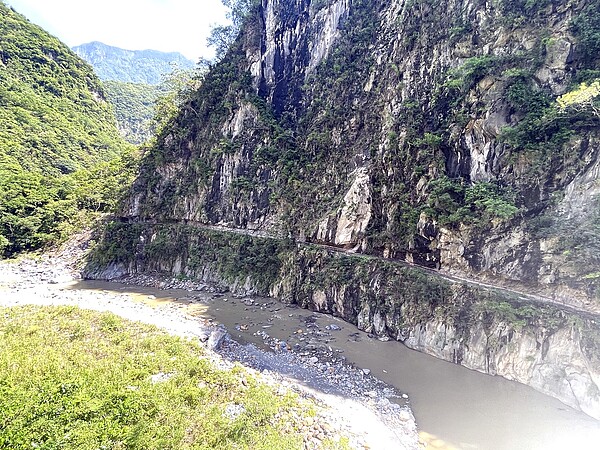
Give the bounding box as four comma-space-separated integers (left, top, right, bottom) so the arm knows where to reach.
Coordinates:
88, 0, 600, 419
125, 0, 600, 308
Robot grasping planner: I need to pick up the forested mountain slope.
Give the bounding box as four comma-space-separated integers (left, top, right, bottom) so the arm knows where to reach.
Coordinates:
102, 80, 159, 145
0, 2, 134, 256
72, 42, 197, 145
72, 41, 194, 85
0, 5, 125, 174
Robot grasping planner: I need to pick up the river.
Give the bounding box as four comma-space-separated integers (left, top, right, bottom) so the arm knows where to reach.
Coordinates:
70, 280, 600, 450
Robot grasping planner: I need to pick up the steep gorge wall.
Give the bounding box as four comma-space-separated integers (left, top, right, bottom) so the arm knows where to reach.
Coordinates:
124, 0, 600, 311
88, 0, 600, 421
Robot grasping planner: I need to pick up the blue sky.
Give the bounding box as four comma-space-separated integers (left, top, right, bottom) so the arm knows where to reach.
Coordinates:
5, 0, 229, 61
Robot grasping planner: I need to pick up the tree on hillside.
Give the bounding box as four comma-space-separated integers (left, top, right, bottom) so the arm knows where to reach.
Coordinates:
153, 63, 211, 135
208, 0, 258, 61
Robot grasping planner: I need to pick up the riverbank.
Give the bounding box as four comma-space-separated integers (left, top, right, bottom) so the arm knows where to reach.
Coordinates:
4, 233, 600, 449
0, 247, 419, 450
1, 304, 320, 449
85, 222, 600, 422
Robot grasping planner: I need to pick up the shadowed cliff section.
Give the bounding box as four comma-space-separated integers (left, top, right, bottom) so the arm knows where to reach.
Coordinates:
87, 0, 600, 418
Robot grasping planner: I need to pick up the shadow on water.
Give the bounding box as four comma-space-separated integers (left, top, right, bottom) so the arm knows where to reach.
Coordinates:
68, 280, 600, 450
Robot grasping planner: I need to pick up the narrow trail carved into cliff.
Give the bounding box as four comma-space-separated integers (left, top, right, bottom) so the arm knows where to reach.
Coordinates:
123, 218, 600, 320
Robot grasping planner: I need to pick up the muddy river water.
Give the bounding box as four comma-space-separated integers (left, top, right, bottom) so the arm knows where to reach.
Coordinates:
71, 280, 600, 450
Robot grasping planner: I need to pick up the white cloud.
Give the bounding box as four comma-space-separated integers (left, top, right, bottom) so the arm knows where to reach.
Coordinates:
5, 0, 229, 61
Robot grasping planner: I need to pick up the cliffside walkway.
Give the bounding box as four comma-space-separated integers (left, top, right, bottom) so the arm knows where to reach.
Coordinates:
123, 218, 600, 320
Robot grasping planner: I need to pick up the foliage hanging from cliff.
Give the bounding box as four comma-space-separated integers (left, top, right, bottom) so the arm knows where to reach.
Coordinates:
89, 224, 291, 291
571, 1, 600, 66
557, 79, 600, 116
152, 65, 208, 136
425, 178, 519, 227
499, 77, 600, 180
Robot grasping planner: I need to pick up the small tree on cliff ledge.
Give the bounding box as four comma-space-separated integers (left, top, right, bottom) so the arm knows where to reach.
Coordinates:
208, 0, 259, 61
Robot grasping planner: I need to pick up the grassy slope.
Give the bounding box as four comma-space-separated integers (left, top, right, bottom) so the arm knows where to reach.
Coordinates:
0, 305, 312, 449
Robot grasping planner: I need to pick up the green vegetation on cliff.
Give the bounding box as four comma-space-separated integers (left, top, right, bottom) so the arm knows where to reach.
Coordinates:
103, 81, 159, 144
87, 222, 585, 338
571, 1, 600, 67
92, 222, 289, 292
93, 68, 204, 145
106, 0, 600, 298
0, 305, 311, 449
0, 3, 135, 257
208, 0, 259, 61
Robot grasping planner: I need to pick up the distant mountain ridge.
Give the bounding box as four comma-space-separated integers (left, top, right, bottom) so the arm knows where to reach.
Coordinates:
72, 41, 195, 84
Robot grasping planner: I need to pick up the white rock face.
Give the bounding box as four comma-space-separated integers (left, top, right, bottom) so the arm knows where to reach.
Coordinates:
260, 0, 285, 88
313, 289, 328, 310
464, 118, 495, 182
535, 37, 573, 95
223, 103, 259, 138
317, 215, 336, 242
252, 0, 350, 96
220, 152, 241, 196
528, 327, 600, 418
308, 0, 350, 72
335, 168, 372, 246
403, 319, 460, 362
